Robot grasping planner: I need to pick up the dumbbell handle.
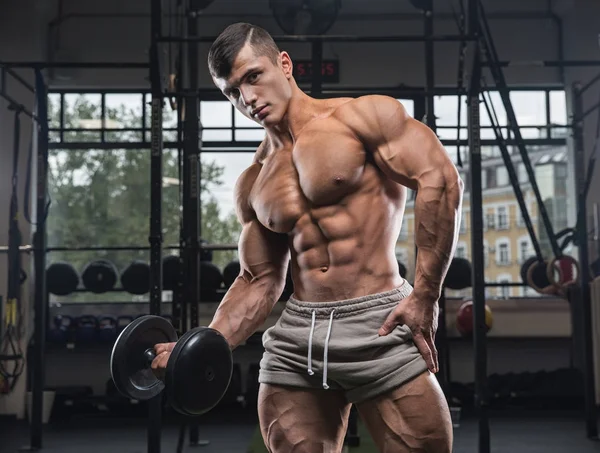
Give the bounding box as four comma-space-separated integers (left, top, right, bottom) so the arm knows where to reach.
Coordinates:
144, 348, 157, 366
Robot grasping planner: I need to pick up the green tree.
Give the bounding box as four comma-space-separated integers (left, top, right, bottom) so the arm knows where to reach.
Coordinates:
47, 94, 241, 303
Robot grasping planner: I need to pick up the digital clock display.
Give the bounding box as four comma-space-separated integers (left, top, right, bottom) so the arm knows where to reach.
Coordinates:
293, 60, 340, 83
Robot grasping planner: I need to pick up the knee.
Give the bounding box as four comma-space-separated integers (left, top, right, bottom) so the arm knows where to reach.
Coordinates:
419, 413, 453, 453
264, 430, 334, 453
262, 420, 340, 453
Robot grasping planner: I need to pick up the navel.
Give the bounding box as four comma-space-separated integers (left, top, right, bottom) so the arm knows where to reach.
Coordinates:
320, 266, 329, 273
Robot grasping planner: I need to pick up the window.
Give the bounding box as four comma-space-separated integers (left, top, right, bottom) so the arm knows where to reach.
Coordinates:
496, 239, 511, 265
482, 146, 502, 160
455, 241, 467, 259
201, 152, 256, 219
45, 88, 570, 306
483, 240, 489, 267
398, 216, 409, 241
444, 146, 468, 167
201, 101, 233, 141
234, 109, 266, 141
497, 274, 512, 299
485, 213, 495, 230
397, 99, 415, 118
499, 243, 509, 264
550, 91, 567, 124
480, 91, 507, 129
431, 89, 569, 297
496, 166, 509, 187
518, 162, 528, 183
509, 91, 547, 139
497, 206, 509, 229
550, 91, 568, 138
509, 91, 546, 125
396, 247, 409, 266
485, 168, 496, 188
516, 203, 529, 227
518, 237, 531, 264
460, 214, 467, 235
434, 95, 468, 126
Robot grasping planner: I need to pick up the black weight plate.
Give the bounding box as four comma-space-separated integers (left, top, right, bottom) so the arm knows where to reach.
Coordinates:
520, 256, 538, 283
166, 327, 233, 416
110, 315, 177, 401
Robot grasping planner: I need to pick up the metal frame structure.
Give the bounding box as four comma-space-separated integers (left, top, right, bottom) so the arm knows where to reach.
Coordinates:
465, 2, 490, 451
0, 65, 49, 451
572, 82, 600, 440
1, 0, 600, 452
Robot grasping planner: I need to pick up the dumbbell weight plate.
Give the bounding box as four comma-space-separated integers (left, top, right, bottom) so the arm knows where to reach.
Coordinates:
165, 326, 233, 416
110, 315, 177, 401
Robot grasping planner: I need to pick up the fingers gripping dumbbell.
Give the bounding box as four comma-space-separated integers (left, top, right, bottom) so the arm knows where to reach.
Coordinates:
110, 315, 233, 416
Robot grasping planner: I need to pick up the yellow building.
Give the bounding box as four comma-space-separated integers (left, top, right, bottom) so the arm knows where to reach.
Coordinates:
395, 144, 570, 299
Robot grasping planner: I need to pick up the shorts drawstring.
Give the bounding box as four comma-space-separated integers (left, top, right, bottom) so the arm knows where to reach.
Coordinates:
307, 309, 336, 389
307, 310, 316, 376
322, 309, 335, 389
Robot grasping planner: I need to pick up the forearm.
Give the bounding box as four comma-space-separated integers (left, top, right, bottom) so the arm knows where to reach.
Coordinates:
208, 273, 284, 350
413, 172, 463, 301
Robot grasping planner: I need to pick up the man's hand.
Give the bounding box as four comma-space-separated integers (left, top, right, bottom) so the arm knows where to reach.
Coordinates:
150, 342, 177, 379
378, 294, 439, 373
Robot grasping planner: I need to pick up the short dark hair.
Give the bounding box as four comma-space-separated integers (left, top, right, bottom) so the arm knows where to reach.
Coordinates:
208, 23, 280, 79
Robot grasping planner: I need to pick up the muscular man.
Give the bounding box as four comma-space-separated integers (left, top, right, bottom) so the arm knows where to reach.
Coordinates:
153, 23, 463, 453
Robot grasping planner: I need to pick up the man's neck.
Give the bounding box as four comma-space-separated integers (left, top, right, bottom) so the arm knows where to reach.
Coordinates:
265, 87, 321, 147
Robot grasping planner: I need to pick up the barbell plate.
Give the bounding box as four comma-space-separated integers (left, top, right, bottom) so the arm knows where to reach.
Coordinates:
110, 315, 177, 401
166, 327, 233, 416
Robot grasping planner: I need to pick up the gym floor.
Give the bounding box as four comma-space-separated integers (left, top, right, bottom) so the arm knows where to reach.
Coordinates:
1, 407, 599, 452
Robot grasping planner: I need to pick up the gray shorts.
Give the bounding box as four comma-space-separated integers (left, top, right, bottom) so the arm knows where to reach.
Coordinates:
258, 281, 428, 404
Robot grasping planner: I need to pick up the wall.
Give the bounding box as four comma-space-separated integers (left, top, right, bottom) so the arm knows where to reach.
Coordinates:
1, 0, 599, 418
560, 0, 600, 265
0, 0, 52, 419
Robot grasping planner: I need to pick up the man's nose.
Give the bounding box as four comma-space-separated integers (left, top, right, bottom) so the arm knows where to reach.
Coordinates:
239, 86, 257, 107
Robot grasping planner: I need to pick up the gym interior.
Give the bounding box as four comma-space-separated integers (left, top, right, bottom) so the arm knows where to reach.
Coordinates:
1, 0, 600, 452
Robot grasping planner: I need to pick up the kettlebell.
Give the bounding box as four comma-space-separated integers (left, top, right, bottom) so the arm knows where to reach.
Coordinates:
75, 315, 99, 344
47, 315, 73, 344
97, 315, 118, 343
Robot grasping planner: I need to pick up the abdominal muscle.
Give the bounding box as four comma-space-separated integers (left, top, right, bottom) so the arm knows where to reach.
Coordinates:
287, 180, 407, 303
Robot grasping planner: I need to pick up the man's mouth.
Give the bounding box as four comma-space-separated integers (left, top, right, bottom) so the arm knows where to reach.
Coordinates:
252, 105, 267, 118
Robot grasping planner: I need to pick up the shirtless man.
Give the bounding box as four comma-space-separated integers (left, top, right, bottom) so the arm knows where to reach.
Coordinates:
153, 23, 463, 453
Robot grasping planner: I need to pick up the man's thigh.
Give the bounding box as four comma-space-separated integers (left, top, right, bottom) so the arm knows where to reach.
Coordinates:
258, 383, 352, 453
355, 371, 453, 453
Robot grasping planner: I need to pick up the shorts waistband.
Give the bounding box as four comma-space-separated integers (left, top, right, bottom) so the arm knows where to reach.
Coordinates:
286, 280, 413, 319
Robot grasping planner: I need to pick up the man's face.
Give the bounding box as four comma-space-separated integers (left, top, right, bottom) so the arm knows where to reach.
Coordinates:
213, 43, 293, 127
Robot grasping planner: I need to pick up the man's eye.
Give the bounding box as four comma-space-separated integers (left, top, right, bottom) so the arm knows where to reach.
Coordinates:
248, 73, 259, 82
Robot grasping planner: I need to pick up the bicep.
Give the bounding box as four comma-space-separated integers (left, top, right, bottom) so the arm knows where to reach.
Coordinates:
238, 218, 289, 283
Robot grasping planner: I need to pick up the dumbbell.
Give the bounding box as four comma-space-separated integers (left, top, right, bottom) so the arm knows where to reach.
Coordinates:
110, 315, 233, 416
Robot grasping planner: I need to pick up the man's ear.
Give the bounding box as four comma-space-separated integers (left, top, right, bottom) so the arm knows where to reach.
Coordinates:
279, 51, 293, 79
